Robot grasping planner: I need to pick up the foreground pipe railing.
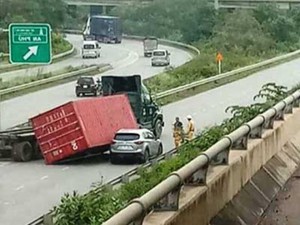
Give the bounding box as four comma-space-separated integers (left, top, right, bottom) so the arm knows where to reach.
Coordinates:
103, 90, 300, 225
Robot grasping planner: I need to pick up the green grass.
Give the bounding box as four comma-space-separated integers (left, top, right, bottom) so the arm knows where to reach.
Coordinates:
150, 51, 300, 106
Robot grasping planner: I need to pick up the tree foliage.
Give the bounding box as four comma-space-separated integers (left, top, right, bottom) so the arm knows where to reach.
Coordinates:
0, 0, 67, 29
111, 0, 216, 42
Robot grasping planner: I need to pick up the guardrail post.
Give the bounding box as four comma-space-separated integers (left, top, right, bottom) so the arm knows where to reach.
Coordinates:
43, 214, 54, 225
153, 173, 182, 212
150, 158, 159, 166
249, 125, 263, 139
122, 174, 130, 184
284, 101, 293, 114
153, 185, 181, 211
127, 199, 147, 225
293, 98, 300, 107
211, 137, 232, 165
185, 153, 209, 185
263, 113, 276, 130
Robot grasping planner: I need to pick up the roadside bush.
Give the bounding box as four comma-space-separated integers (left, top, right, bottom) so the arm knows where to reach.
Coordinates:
53, 83, 290, 224
51, 33, 72, 55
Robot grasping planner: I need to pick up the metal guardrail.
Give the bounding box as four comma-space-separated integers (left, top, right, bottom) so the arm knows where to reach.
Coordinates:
62, 29, 201, 56
26, 31, 300, 224
121, 34, 201, 56
29, 90, 300, 225
28, 148, 178, 225
155, 49, 300, 99
103, 91, 300, 225
0, 46, 75, 70
64, 0, 153, 5
0, 64, 111, 97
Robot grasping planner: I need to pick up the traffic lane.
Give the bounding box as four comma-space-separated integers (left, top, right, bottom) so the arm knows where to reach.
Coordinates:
110, 44, 193, 78
0, 42, 190, 130
0, 34, 135, 81
0, 159, 135, 225
160, 57, 300, 151
258, 167, 300, 225
0, 41, 192, 224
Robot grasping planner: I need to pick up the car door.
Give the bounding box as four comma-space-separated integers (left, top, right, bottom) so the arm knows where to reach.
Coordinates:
146, 131, 157, 156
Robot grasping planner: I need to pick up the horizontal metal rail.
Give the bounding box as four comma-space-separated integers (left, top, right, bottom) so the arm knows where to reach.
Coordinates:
102, 91, 300, 225
26, 31, 300, 224
0, 64, 111, 96
28, 90, 300, 225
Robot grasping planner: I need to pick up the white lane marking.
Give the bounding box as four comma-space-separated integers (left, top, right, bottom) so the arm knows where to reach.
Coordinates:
62, 166, 69, 171
40, 175, 49, 180
15, 185, 24, 191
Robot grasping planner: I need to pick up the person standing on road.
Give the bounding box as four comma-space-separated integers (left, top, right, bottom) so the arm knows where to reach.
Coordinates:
186, 115, 195, 141
173, 117, 184, 148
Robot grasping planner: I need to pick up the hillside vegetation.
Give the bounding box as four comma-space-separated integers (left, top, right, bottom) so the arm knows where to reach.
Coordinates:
111, 1, 300, 92
0, 0, 71, 56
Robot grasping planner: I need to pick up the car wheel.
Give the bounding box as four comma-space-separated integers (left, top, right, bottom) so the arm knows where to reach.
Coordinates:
157, 144, 163, 156
76, 92, 80, 97
140, 149, 149, 164
154, 119, 163, 138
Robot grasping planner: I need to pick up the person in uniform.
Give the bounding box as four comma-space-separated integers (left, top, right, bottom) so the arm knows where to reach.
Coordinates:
186, 115, 195, 141
173, 117, 184, 148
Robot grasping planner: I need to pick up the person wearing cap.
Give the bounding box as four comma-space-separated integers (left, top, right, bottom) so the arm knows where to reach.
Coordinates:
186, 115, 195, 141
173, 117, 184, 148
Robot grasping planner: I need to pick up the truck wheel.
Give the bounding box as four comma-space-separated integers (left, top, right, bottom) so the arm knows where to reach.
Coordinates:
12, 141, 34, 162
154, 119, 163, 139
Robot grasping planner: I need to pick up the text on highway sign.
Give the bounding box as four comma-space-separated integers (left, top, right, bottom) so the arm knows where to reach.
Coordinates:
9, 23, 52, 64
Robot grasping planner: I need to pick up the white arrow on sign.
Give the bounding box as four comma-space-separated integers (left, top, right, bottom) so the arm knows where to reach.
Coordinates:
23, 46, 39, 61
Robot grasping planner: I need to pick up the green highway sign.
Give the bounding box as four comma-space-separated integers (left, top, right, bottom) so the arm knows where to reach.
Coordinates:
9, 23, 52, 64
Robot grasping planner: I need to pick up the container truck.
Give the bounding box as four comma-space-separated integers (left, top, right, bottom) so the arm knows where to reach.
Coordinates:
83, 15, 122, 43
143, 36, 158, 57
101, 75, 164, 138
0, 95, 138, 164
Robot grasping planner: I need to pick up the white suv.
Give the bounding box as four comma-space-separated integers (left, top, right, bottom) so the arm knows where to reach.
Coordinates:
151, 49, 170, 66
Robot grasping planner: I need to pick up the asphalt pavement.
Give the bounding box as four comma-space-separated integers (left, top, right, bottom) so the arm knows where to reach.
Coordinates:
0, 34, 192, 225
2, 34, 300, 225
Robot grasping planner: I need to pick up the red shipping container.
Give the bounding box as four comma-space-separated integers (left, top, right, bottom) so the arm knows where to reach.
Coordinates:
30, 94, 138, 164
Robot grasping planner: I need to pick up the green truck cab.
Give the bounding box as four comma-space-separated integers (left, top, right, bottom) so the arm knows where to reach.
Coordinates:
101, 75, 164, 138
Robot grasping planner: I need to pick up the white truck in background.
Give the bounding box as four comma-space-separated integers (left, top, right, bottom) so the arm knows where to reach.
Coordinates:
143, 36, 158, 57
81, 40, 101, 59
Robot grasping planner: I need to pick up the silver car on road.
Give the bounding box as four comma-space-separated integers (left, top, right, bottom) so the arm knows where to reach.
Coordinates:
110, 128, 163, 164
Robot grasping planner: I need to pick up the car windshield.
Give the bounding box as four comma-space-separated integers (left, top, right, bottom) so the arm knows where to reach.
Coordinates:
114, 133, 140, 141
153, 51, 165, 56
83, 44, 95, 49
77, 77, 94, 85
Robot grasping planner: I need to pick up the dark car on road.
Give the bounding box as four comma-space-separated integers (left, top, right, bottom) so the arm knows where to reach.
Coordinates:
75, 76, 102, 97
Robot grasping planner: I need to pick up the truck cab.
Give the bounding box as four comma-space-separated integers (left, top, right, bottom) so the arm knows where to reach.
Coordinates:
101, 75, 164, 138
143, 37, 158, 57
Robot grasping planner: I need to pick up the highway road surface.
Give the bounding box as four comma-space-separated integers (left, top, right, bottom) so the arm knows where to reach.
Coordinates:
1, 35, 300, 224
0, 35, 193, 224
